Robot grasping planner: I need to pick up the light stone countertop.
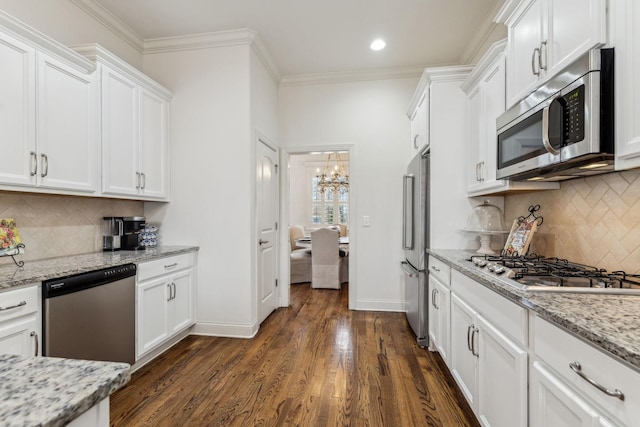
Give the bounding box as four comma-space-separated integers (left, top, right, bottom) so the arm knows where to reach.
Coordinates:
0, 354, 130, 427
429, 249, 640, 371
0, 246, 198, 425
0, 245, 199, 291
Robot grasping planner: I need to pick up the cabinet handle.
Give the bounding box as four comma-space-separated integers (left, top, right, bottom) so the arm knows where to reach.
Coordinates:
413, 134, 420, 149
431, 289, 436, 308
30, 331, 38, 356
475, 162, 480, 182
532, 47, 540, 76
172, 283, 176, 300
30, 151, 38, 176
480, 162, 484, 182
539, 40, 547, 71
141, 173, 146, 190
432, 265, 440, 272
136, 172, 141, 189
467, 325, 473, 352
167, 283, 172, 301
470, 325, 479, 357
40, 153, 48, 178
0, 301, 27, 311
164, 262, 178, 269
569, 361, 624, 401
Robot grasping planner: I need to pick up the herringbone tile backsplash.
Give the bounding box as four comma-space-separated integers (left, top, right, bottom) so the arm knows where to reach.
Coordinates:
505, 170, 640, 274
0, 193, 143, 265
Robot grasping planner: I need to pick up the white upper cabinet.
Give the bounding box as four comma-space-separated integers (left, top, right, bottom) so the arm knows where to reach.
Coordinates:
462, 40, 558, 196
36, 52, 98, 193
0, 18, 97, 195
101, 66, 139, 197
612, 0, 640, 170
496, 0, 607, 108
408, 89, 428, 158
72, 44, 172, 201
0, 32, 35, 187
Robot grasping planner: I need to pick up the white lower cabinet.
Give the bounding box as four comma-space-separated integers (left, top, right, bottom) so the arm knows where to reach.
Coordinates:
136, 253, 195, 359
0, 286, 40, 357
532, 316, 639, 427
449, 271, 528, 427
428, 274, 450, 364
450, 293, 479, 408
531, 361, 615, 427
476, 315, 528, 427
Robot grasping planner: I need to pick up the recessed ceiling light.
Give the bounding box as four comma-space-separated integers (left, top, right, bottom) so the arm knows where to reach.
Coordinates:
370, 39, 386, 51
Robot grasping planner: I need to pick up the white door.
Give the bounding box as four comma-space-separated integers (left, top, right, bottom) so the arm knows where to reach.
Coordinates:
257, 139, 278, 325
450, 293, 479, 411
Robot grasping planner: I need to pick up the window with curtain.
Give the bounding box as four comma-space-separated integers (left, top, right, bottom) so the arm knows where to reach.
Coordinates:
311, 177, 349, 225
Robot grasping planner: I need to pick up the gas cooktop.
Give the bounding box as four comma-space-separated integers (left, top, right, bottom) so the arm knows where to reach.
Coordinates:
467, 254, 640, 295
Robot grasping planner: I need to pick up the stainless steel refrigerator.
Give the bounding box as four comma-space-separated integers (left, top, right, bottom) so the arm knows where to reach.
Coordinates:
401, 150, 429, 347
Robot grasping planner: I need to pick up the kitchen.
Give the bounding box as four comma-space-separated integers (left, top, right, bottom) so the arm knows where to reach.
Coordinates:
0, 0, 639, 425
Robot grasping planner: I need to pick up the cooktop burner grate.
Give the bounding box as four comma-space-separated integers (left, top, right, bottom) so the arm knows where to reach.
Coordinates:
466, 254, 640, 290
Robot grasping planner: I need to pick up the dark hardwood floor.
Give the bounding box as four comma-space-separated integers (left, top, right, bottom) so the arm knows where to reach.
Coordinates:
110, 283, 478, 426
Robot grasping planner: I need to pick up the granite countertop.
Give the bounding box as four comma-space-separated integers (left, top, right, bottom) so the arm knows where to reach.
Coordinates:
0, 354, 130, 427
429, 249, 640, 371
0, 245, 199, 291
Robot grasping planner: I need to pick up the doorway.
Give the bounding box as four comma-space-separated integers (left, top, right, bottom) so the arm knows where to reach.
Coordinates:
282, 147, 355, 309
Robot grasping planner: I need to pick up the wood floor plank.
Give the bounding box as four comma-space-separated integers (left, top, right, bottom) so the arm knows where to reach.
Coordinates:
110, 283, 478, 426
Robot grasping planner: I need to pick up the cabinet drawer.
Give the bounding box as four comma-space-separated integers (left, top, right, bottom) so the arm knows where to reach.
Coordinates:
428, 256, 451, 286
451, 270, 527, 346
137, 253, 194, 282
535, 316, 640, 425
0, 286, 39, 323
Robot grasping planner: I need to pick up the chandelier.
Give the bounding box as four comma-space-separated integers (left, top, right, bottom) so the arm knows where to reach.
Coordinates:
316, 152, 349, 194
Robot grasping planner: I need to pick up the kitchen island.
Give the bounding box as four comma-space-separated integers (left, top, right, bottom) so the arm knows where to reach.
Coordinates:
0, 354, 130, 427
429, 249, 640, 370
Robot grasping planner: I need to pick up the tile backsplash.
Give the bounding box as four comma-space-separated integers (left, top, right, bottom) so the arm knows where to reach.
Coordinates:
0, 193, 143, 265
504, 170, 640, 274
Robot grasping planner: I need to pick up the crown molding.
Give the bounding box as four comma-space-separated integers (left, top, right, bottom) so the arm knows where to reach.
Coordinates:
143, 28, 281, 84
459, 0, 508, 64
69, 0, 144, 53
0, 9, 95, 73
143, 28, 257, 54
460, 39, 507, 93
279, 66, 425, 87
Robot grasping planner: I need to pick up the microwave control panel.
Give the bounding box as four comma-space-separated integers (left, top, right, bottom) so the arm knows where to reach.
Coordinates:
562, 84, 585, 144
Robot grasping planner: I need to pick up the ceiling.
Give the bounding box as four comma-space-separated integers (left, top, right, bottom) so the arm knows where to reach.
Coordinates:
91, 0, 505, 77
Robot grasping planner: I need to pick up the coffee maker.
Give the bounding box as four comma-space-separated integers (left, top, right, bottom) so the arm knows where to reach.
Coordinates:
102, 217, 123, 251
121, 217, 146, 250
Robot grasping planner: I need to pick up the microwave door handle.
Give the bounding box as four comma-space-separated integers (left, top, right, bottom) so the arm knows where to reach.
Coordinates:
542, 98, 561, 156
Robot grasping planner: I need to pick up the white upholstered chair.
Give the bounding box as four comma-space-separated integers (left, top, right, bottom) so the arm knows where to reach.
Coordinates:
289, 225, 311, 284
311, 228, 341, 289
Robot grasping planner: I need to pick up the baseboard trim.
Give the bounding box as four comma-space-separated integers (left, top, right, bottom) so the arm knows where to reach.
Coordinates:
354, 299, 405, 312
191, 321, 258, 338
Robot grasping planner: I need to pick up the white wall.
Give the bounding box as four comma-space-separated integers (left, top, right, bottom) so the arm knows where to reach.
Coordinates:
0, 0, 142, 68
279, 77, 418, 311
143, 45, 257, 337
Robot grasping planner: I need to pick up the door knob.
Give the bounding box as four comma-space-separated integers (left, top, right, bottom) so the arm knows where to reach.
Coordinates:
259, 239, 269, 245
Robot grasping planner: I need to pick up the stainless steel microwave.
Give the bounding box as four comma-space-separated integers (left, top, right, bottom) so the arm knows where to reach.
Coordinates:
496, 48, 614, 182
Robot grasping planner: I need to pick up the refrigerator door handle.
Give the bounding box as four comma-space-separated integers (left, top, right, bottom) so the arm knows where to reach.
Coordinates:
402, 174, 414, 250
401, 261, 418, 277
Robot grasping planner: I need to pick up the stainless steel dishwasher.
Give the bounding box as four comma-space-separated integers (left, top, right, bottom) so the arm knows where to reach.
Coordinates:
42, 263, 136, 364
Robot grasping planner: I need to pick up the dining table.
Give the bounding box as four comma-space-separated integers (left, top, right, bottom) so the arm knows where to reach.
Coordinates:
295, 236, 349, 255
